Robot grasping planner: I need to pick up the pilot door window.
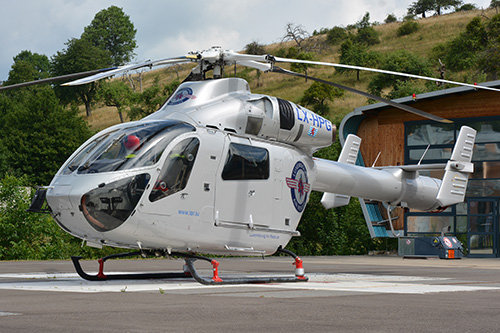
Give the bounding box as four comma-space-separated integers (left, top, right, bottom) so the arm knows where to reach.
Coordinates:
221, 143, 269, 180
149, 138, 200, 202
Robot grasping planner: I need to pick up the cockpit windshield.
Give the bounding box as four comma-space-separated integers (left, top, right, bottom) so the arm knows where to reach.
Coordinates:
63, 120, 195, 175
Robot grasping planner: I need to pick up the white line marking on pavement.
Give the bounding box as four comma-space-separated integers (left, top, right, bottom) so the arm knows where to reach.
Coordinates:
0, 312, 21, 316
0, 272, 498, 294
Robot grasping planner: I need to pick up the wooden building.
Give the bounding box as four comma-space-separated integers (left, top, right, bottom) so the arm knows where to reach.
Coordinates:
340, 81, 500, 257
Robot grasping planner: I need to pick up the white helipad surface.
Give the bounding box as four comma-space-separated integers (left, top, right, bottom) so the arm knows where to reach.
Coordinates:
0, 272, 498, 294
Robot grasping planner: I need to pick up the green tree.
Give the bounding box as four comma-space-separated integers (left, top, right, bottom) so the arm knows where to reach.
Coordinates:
355, 12, 372, 30
492, 0, 500, 13
386, 80, 428, 99
433, 0, 463, 15
51, 38, 113, 116
385, 13, 398, 23
368, 50, 432, 97
338, 39, 381, 81
355, 26, 380, 45
433, 16, 487, 71
100, 80, 133, 123
244, 41, 266, 86
408, 0, 433, 18
408, 0, 462, 17
0, 86, 92, 185
284, 47, 315, 80
244, 40, 266, 55
456, 3, 478, 11
478, 45, 500, 80
128, 78, 180, 120
478, 14, 500, 79
4, 51, 50, 86
326, 26, 348, 45
81, 6, 137, 66
300, 81, 344, 115
353, 13, 380, 46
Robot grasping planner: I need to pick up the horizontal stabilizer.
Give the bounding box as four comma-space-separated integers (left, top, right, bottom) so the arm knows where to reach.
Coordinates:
436, 126, 476, 207
321, 134, 361, 209
321, 193, 351, 209
338, 134, 361, 165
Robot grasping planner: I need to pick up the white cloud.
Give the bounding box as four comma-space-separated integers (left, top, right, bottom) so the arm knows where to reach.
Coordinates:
0, 0, 493, 81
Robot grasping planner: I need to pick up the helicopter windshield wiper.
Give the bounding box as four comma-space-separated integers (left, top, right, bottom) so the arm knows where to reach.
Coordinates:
78, 163, 91, 171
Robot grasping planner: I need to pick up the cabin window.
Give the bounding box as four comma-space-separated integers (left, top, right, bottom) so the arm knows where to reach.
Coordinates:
149, 138, 200, 202
221, 143, 269, 180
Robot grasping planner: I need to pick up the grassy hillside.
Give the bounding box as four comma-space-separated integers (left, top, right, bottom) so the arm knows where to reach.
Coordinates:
83, 8, 496, 130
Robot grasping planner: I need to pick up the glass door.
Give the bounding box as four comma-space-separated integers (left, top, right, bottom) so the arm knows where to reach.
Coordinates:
467, 198, 499, 257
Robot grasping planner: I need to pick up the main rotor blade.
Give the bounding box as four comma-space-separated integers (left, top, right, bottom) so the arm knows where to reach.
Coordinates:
234, 60, 272, 72
63, 56, 191, 86
0, 68, 117, 92
272, 56, 500, 93
223, 51, 271, 70
272, 67, 452, 124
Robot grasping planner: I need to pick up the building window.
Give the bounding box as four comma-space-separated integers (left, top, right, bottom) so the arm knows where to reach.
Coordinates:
404, 117, 500, 240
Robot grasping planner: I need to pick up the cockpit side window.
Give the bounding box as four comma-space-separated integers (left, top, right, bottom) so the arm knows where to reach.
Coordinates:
149, 138, 200, 202
82, 173, 151, 232
221, 143, 269, 180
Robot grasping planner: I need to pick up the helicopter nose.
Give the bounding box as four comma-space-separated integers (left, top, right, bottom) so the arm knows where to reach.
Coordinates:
44, 173, 151, 237
44, 182, 79, 233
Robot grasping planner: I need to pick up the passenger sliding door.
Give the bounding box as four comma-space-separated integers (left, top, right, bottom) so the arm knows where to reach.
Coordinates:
215, 136, 273, 228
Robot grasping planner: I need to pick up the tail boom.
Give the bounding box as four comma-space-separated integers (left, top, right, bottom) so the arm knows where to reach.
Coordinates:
313, 126, 476, 211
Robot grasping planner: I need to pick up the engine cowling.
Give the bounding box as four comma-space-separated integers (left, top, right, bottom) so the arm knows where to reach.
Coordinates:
246, 95, 336, 152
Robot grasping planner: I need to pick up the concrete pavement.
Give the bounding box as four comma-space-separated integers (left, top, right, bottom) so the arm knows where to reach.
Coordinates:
1, 255, 499, 332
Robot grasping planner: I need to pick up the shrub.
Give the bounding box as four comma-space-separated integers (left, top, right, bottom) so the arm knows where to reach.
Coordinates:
397, 20, 421, 36
385, 13, 398, 23
326, 26, 348, 45
0, 174, 123, 260
355, 26, 381, 45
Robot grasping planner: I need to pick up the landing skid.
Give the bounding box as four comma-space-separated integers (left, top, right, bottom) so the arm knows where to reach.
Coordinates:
71, 252, 189, 281
71, 247, 308, 285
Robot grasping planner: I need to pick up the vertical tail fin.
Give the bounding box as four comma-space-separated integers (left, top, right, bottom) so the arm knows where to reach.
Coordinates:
321, 134, 361, 209
436, 126, 476, 207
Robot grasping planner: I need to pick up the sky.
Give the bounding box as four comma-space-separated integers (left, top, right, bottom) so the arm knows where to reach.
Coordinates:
0, 0, 492, 82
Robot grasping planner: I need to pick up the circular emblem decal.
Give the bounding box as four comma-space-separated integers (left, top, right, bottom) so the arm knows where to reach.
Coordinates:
167, 87, 196, 105
286, 162, 310, 212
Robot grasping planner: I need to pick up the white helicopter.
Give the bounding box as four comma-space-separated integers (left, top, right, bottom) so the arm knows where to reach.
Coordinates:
22, 46, 494, 284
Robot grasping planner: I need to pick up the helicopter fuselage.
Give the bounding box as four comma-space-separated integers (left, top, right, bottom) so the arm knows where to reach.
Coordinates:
45, 77, 474, 256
